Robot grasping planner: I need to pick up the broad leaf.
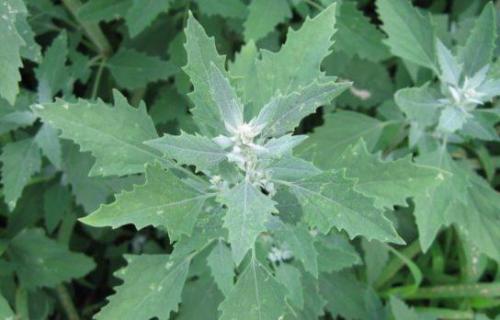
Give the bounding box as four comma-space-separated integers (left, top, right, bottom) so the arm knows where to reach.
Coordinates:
218, 181, 277, 265
194, 0, 246, 18
219, 257, 287, 320
243, 0, 291, 41
33, 91, 160, 176
124, 0, 173, 37
78, 0, 133, 22
395, 85, 442, 127
207, 240, 235, 296
7, 228, 95, 289
81, 164, 209, 240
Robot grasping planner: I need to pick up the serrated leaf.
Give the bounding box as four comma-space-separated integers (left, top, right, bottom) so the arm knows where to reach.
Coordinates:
459, 2, 496, 76
395, 85, 442, 127
95, 254, 189, 320
438, 105, 469, 133
7, 228, 95, 289
255, 79, 350, 137
377, 0, 437, 71
78, 0, 133, 22
275, 264, 304, 309
33, 91, 160, 176
436, 39, 462, 86
0, 138, 41, 210
333, 140, 446, 209
0, 0, 25, 104
239, 3, 338, 116
267, 156, 322, 183
218, 181, 277, 265
107, 49, 178, 90
315, 233, 361, 273
183, 13, 228, 136
207, 240, 234, 296
81, 164, 209, 240
296, 111, 388, 168
146, 131, 226, 171
0, 99, 36, 135
43, 184, 71, 233
219, 256, 287, 320
243, 0, 291, 41
34, 123, 62, 168
335, 2, 390, 62
177, 272, 223, 320
285, 170, 403, 244
124, 0, 173, 37
194, 0, 247, 18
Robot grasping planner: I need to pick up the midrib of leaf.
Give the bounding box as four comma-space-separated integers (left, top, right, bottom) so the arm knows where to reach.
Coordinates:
164, 142, 225, 158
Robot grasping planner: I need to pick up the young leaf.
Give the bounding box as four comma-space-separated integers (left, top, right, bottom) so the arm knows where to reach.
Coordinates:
255, 79, 350, 137
32, 91, 160, 176
94, 254, 189, 320
81, 164, 209, 240
219, 257, 287, 320
0, 0, 25, 104
146, 131, 227, 171
218, 181, 277, 265
333, 140, 447, 209
106, 49, 178, 90
207, 240, 235, 296
436, 39, 462, 86
7, 228, 95, 289
183, 13, 228, 136
377, 0, 437, 71
0, 138, 41, 210
243, 0, 291, 41
459, 2, 496, 76
284, 170, 403, 244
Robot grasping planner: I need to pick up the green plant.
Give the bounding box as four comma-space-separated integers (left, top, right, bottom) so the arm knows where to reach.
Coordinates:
1, 0, 499, 319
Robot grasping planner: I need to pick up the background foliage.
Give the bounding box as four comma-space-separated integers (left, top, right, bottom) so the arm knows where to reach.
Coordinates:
0, 0, 499, 319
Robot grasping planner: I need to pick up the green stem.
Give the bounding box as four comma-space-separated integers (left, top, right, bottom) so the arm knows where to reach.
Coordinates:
374, 240, 421, 289
60, 0, 112, 56
91, 58, 106, 100
56, 284, 80, 320
398, 282, 500, 300
415, 307, 474, 320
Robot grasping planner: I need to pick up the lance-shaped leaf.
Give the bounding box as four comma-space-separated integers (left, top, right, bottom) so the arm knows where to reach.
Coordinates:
377, 0, 437, 71
219, 257, 287, 320
218, 181, 277, 265
333, 140, 447, 209
239, 3, 339, 116
436, 39, 462, 86
8, 228, 95, 289
207, 240, 235, 296
255, 79, 350, 137
146, 131, 227, 172
94, 254, 190, 320
284, 170, 402, 244
32, 90, 160, 176
459, 2, 496, 76
183, 13, 228, 136
81, 164, 210, 240
0, 0, 25, 104
0, 138, 41, 210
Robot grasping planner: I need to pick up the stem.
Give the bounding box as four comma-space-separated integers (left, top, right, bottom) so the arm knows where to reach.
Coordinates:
415, 307, 474, 320
398, 282, 500, 300
56, 284, 80, 320
60, 0, 112, 56
374, 240, 421, 289
91, 58, 106, 100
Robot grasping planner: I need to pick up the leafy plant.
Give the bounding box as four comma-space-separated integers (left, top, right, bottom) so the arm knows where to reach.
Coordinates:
1, 0, 499, 319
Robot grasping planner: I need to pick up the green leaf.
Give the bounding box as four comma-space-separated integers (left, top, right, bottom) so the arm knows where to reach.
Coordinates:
0, 0, 25, 104
437, 105, 469, 133
389, 296, 435, 320
459, 2, 496, 76
333, 140, 447, 209
275, 264, 304, 309
296, 111, 388, 168
274, 223, 319, 277
243, 0, 291, 41
255, 79, 350, 137
177, 272, 223, 320
395, 85, 442, 127
219, 256, 287, 320
34, 32, 69, 103
95, 254, 189, 320
43, 184, 71, 233
239, 3, 338, 116
7, 228, 95, 289
335, 2, 390, 62
218, 181, 277, 265
183, 13, 228, 136
377, 0, 437, 71
124, 0, 173, 37
315, 233, 361, 273
285, 170, 403, 244
146, 131, 226, 172
436, 39, 462, 86
106, 49, 178, 90
32, 91, 160, 176
78, 0, 133, 22
81, 164, 209, 240
207, 240, 235, 296
0, 294, 14, 319
0, 99, 36, 135
194, 0, 247, 18
267, 156, 321, 183
34, 123, 62, 168
0, 138, 41, 210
